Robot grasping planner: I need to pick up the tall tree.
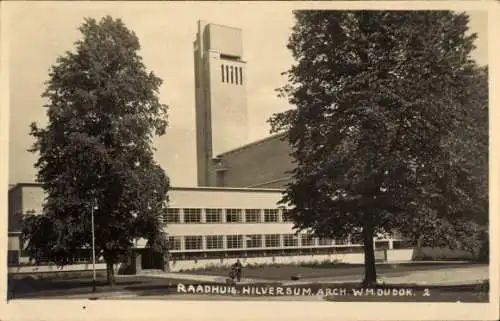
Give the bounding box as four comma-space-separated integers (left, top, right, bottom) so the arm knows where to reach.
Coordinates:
22, 16, 170, 285
270, 11, 488, 285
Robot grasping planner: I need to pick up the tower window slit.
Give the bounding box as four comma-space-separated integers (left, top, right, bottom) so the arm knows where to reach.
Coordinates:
221, 64, 225, 83
230, 66, 234, 84
235, 67, 239, 85
226, 65, 229, 84
239, 67, 243, 85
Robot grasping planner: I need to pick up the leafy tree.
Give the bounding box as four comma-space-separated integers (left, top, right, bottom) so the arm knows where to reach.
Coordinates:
23, 16, 170, 285
270, 11, 488, 285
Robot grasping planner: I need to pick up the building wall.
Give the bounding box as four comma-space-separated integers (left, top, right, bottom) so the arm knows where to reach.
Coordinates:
168, 249, 415, 272
8, 186, 22, 231
168, 187, 282, 208
215, 133, 294, 188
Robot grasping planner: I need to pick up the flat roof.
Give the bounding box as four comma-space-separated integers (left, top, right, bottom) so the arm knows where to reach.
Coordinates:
9, 182, 284, 193
216, 132, 287, 158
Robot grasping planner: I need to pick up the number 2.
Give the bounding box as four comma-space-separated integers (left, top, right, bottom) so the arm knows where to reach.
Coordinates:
423, 289, 430, 296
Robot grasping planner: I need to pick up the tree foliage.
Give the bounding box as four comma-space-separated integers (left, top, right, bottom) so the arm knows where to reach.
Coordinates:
23, 16, 170, 284
270, 11, 488, 283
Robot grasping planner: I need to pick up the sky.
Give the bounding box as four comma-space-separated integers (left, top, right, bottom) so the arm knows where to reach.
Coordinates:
4, 2, 489, 187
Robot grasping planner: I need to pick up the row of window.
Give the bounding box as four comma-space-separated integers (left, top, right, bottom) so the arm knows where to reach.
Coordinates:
164, 208, 290, 224
167, 234, 351, 251
221, 64, 243, 85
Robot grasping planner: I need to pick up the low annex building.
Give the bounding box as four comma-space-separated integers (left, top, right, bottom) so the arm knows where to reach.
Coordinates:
7, 183, 409, 273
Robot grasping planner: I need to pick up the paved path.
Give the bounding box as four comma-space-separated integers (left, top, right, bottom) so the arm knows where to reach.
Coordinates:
282, 265, 488, 286
130, 272, 270, 285
25, 264, 488, 300
128, 265, 488, 288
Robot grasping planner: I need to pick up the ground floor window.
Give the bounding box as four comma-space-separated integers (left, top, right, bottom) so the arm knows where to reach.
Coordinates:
245, 234, 262, 248
184, 236, 203, 250
301, 234, 315, 246
227, 235, 243, 249
283, 234, 299, 247
318, 238, 333, 246
265, 234, 281, 248
168, 236, 182, 251
206, 236, 224, 249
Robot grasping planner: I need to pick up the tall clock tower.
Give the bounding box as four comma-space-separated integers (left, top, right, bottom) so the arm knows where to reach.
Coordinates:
193, 21, 249, 186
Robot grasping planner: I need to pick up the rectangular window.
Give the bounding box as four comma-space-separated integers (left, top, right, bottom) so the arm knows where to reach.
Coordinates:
301, 234, 315, 247
239, 67, 243, 85
230, 66, 234, 84
281, 209, 292, 222
184, 208, 202, 223
205, 209, 222, 223
226, 65, 229, 83
245, 234, 262, 248
227, 235, 243, 249
168, 236, 182, 251
165, 208, 180, 223
283, 234, 299, 247
184, 236, 203, 250
226, 209, 242, 223
318, 238, 333, 246
245, 209, 261, 223
265, 234, 281, 248
264, 209, 279, 222
335, 238, 349, 245
221, 64, 225, 82
8, 250, 19, 265
235, 67, 239, 85
206, 235, 224, 249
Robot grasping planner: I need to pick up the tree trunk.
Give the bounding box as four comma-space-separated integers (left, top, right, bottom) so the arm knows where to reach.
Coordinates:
106, 261, 116, 286
362, 218, 377, 286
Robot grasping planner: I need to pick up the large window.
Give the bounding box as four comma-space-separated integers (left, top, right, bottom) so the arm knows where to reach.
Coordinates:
245, 234, 262, 248
227, 235, 243, 249
335, 238, 349, 245
318, 238, 333, 246
205, 209, 222, 223
206, 236, 224, 249
265, 234, 280, 248
301, 234, 315, 247
165, 208, 180, 223
165, 208, 181, 224
184, 236, 203, 250
245, 209, 261, 223
184, 208, 202, 223
168, 236, 182, 251
281, 209, 292, 222
226, 209, 242, 223
264, 209, 279, 222
283, 234, 299, 247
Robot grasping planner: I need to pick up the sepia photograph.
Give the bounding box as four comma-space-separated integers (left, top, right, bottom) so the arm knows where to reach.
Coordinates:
1, 1, 498, 320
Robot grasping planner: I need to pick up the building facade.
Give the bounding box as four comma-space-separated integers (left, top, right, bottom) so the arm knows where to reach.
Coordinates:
7, 183, 409, 272
7, 21, 414, 274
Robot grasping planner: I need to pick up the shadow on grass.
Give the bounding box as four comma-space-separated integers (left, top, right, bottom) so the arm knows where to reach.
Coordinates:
8, 274, 489, 304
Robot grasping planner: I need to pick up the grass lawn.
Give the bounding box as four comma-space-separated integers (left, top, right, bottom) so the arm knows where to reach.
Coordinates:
7, 275, 205, 300
179, 262, 480, 281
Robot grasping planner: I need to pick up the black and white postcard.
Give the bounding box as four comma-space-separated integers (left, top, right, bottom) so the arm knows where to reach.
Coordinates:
1, 1, 498, 321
